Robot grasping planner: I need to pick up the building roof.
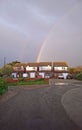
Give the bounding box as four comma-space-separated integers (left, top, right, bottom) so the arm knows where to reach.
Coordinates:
38, 62, 52, 66
27, 62, 39, 67
38, 62, 68, 67
53, 62, 68, 67
14, 61, 68, 67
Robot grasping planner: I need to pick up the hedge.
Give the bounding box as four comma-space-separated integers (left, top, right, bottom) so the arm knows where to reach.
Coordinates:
0, 78, 8, 95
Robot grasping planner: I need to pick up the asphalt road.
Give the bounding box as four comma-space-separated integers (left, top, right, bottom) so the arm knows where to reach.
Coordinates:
0, 79, 82, 130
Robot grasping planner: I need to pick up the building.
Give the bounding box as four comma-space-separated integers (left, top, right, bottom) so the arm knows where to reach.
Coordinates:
11, 61, 68, 79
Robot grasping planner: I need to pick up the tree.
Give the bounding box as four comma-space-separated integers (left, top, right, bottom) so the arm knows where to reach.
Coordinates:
68, 67, 75, 74
75, 72, 82, 80
0, 61, 21, 77
8, 61, 20, 66
1, 64, 13, 76
74, 66, 82, 73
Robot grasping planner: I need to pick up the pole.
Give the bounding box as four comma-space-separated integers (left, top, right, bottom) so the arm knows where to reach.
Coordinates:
52, 61, 54, 78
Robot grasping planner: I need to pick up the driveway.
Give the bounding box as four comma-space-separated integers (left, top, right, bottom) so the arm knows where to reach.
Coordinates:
0, 79, 82, 130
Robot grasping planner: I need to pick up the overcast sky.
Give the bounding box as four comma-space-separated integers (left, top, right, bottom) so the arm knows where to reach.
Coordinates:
0, 0, 82, 67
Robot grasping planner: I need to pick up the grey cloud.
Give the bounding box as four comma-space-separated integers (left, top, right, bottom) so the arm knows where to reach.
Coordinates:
38, 1, 82, 66
0, 0, 82, 67
28, 0, 78, 16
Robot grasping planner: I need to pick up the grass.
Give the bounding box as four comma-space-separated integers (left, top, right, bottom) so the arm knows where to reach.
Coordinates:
8, 78, 48, 86
0, 78, 48, 95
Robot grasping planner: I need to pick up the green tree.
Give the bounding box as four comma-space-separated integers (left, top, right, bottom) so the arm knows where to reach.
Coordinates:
8, 61, 20, 66
75, 72, 82, 80
1, 64, 13, 76
0, 61, 21, 77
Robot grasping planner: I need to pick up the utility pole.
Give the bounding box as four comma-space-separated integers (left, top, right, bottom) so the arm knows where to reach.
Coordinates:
51, 60, 54, 78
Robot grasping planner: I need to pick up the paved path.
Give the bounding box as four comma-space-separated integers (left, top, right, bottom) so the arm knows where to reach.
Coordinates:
0, 80, 82, 130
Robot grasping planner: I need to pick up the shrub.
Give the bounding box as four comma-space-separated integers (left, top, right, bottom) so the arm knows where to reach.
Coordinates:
0, 78, 8, 95
75, 72, 82, 80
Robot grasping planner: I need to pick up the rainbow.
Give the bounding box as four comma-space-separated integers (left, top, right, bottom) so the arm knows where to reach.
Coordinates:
36, 34, 51, 62
36, 1, 80, 62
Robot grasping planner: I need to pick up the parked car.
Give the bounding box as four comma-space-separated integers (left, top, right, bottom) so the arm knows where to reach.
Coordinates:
58, 74, 64, 79
45, 73, 51, 78
66, 74, 73, 79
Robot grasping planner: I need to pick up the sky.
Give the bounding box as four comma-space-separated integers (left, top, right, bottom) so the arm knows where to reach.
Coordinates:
0, 0, 82, 67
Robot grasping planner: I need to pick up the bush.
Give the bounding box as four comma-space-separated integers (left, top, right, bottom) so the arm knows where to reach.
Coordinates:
75, 72, 82, 80
0, 78, 8, 95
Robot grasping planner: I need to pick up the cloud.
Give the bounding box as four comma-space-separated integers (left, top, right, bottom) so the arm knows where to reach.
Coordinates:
0, 0, 82, 67
37, 1, 82, 66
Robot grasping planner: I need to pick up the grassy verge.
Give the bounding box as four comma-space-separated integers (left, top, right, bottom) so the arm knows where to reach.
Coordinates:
0, 78, 48, 95
7, 78, 48, 86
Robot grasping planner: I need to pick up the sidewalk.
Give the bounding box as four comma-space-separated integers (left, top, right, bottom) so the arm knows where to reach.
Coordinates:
62, 87, 82, 129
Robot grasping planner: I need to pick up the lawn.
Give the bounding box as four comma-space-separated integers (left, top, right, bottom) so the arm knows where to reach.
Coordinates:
7, 78, 48, 86
0, 78, 48, 95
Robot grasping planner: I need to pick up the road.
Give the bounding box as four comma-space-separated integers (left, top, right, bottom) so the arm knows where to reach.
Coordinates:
0, 79, 82, 130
